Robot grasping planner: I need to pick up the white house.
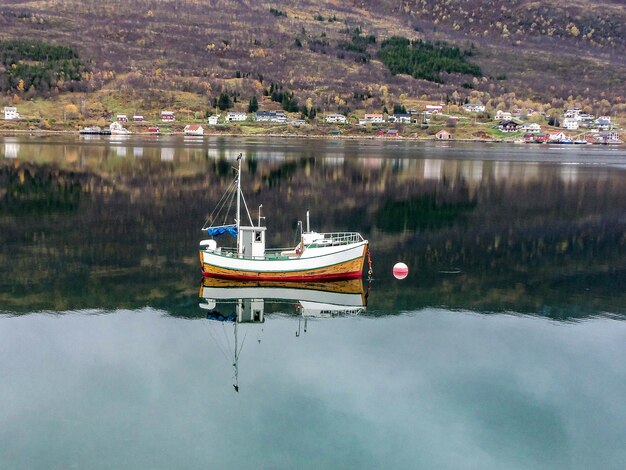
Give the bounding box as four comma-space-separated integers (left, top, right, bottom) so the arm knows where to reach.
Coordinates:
562, 117, 579, 130
184, 124, 204, 136
549, 132, 567, 142
495, 110, 512, 121
132, 115, 144, 122
520, 123, 542, 133
364, 113, 384, 123
4, 107, 20, 120
255, 111, 286, 122
161, 111, 175, 121
207, 115, 219, 125
564, 108, 582, 120
116, 114, 128, 122
388, 114, 411, 124
325, 113, 347, 124
425, 105, 444, 114
463, 103, 485, 113
110, 121, 131, 135
226, 111, 248, 122
595, 116, 612, 130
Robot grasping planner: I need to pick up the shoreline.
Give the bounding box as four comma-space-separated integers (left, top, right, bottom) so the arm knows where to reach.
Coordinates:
1, 128, 624, 147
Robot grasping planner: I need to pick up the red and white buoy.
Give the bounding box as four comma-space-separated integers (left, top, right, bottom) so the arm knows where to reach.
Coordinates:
392, 262, 409, 279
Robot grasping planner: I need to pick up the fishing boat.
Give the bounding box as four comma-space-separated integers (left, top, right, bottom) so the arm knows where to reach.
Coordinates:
199, 154, 369, 281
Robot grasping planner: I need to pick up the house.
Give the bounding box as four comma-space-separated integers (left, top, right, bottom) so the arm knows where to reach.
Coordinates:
364, 113, 384, 123
116, 114, 128, 122
132, 115, 144, 122
289, 119, 307, 126
325, 113, 347, 124
535, 133, 550, 143
255, 111, 286, 123
386, 129, 400, 137
499, 120, 519, 132
435, 130, 452, 140
161, 111, 175, 122
4, 107, 20, 120
425, 105, 444, 114
226, 111, 248, 122
523, 133, 537, 142
564, 108, 582, 120
147, 126, 160, 134
595, 116, 612, 130
495, 110, 512, 121
578, 114, 595, 127
520, 123, 541, 133
463, 103, 485, 113
184, 124, 204, 136
110, 121, 131, 134
562, 117, 579, 130
387, 114, 411, 124
549, 132, 567, 142
596, 131, 622, 144
207, 115, 219, 125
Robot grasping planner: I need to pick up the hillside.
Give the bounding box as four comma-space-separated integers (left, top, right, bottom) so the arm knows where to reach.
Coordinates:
0, 0, 625, 118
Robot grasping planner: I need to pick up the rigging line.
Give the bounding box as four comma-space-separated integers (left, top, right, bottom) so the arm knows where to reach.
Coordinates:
237, 330, 248, 357
204, 322, 232, 364
223, 184, 237, 226
215, 179, 237, 224
221, 321, 235, 359
203, 176, 237, 229
240, 192, 254, 226
207, 177, 236, 220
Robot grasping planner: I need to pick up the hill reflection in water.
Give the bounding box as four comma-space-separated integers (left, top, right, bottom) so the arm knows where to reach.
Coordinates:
0, 136, 624, 320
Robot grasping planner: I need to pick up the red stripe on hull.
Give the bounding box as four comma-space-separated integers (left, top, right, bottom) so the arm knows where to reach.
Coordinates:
202, 270, 364, 281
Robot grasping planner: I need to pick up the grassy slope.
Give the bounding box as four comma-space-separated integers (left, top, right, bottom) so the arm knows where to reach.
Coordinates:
0, 0, 624, 121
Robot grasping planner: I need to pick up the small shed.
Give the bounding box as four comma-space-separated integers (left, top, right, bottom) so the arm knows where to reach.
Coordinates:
435, 130, 452, 140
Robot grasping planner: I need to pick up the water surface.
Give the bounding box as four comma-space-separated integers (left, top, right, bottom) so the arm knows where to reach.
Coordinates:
1, 136, 625, 469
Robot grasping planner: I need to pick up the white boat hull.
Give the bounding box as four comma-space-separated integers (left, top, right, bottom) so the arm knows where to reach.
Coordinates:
200, 241, 368, 281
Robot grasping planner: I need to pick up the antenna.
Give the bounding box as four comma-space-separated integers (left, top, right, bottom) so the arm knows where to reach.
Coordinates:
258, 204, 265, 227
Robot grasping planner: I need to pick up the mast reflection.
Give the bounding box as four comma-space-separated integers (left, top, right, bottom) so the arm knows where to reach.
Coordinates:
199, 278, 368, 392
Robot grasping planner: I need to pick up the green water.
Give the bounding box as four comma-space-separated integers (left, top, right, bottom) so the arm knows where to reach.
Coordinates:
1, 136, 625, 469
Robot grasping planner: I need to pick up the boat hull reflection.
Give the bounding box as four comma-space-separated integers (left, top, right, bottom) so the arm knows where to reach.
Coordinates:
199, 278, 367, 317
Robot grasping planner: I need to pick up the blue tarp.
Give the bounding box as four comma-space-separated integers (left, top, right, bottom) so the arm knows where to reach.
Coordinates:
206, 225, 238, 237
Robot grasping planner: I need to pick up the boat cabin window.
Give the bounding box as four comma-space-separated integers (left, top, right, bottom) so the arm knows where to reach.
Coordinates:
255, 231, 262, 242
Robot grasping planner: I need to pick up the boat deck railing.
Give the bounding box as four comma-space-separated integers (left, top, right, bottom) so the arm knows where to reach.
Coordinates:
207, 232, 364, 260
307, 232, 364, 247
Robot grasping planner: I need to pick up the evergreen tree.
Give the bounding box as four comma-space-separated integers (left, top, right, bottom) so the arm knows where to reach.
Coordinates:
217, 92, 232, 111
248, 96, 259, 113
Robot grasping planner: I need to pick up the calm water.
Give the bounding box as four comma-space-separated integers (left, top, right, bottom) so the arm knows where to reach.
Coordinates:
1, 136, 625, 469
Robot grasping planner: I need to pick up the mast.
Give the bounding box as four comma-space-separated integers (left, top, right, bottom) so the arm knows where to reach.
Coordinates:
236, 153, 242, 254
233, 321, 239, 392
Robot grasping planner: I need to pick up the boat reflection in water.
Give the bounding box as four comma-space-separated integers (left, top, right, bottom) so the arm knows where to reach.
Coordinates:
198, 278, 368, 392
